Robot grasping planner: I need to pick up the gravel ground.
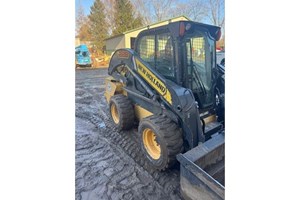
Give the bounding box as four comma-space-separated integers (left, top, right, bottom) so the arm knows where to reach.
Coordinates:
75, 68, 182, 200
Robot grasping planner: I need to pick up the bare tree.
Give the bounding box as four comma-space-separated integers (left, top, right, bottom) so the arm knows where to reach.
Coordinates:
152, 0, 175, 21
131, 0, 153, 24
206, 0, 224, 28
102, 0, 115, 35
172, 0, 208, 22
78, 19, 92, 42
131, 0, 178, 24
76, 3, 86, 35
106, 0, 224, 37
76, 1, 92, 41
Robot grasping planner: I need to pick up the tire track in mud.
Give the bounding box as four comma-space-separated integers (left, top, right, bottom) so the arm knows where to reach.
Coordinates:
76, 122, 171, 200
76, 110, 182, 200
76, 69, 182, 200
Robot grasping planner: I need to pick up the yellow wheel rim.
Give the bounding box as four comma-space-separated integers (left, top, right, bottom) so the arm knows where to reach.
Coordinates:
111, 103, 119, 124
143, 128, 161, 160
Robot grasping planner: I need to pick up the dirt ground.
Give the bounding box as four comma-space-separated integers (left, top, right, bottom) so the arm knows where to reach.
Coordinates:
75, 68, 182, 200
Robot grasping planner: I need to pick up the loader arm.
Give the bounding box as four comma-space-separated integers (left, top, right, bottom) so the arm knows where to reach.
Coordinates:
108, 48, 205, 148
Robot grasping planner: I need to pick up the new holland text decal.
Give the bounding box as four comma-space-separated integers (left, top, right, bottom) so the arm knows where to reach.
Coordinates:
135, 58, 172, 104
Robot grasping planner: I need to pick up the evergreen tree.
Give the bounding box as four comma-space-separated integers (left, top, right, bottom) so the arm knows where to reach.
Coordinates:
89, 0, 108, 54
112, 0, 144, 35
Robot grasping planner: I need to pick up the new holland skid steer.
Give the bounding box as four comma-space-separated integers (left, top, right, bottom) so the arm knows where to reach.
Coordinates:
104, 21, 225, 200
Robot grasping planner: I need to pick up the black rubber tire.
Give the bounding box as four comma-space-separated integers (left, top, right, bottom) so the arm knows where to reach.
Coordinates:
138, 115, 183, 171
109, 94, 135, 131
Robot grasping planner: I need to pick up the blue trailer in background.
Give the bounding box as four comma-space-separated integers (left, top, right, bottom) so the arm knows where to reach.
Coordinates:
75, 44, 92, 68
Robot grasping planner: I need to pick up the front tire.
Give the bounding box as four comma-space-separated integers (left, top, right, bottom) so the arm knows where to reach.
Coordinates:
109, 94, 135, 131
138, 115, 183, 171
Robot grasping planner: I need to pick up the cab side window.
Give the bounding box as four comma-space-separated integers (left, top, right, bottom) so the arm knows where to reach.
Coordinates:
137, 35, 155, 68
137, 32, 175, 81
156, 33, 175, 79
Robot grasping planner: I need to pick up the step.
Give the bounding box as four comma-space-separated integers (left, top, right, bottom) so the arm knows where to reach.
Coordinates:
204, 121, 223, 140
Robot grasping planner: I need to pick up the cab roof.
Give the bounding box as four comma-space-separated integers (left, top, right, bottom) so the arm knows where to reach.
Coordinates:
138, 21, 221, 41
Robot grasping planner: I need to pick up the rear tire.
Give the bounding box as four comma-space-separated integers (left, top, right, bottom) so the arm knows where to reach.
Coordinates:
138, 115, 183, 171
109, 94, 135, 130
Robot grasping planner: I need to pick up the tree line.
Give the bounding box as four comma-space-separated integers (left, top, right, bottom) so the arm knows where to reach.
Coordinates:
76, 0, 224, 54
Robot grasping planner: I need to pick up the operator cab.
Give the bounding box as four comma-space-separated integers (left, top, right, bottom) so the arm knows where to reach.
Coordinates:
135, 21, 221, 112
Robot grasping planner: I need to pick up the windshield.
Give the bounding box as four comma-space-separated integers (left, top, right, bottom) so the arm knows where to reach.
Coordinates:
185, 31, 215, 109
82, 51, 89, 57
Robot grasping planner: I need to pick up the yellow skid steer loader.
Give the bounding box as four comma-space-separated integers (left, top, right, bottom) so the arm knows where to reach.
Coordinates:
104, 21, 225, 200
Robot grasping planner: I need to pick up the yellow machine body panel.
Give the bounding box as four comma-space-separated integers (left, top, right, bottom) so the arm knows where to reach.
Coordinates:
105, 76, 153, 120
203, 115, 217, 125
104, 77, 126, 102
134, 105, 153, 120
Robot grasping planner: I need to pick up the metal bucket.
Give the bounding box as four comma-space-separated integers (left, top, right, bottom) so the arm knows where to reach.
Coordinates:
177, 133, 225, 200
